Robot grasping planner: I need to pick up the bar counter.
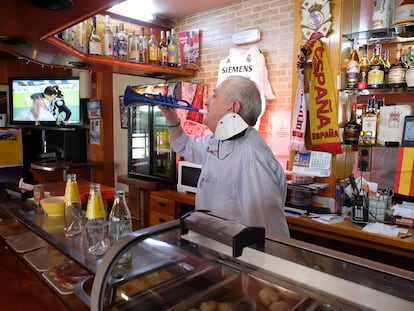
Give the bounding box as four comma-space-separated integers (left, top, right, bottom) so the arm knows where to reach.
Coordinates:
287, 215, 414, 271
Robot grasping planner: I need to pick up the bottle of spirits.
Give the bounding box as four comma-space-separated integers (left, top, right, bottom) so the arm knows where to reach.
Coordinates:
64, 174, 82, 237
387, 43, 407, 88
88, 16, 102, 56
358, 44, 370, 89
148, 28, 159, 65
168, 28, 179, 67
127, 30, 139, 62
108, 189, 132, 270
112, 25, 119, 59
117, 23, 128, 61
159, 30, 168, 66
382, 48, 391, 86
344, 102, 361, 145
405, 46, 414, 86
360, 97, 379, 145
102, 15, 113, 57
346, 40, 360, 89
372, 0, 392, 29
368, 43, 385, 89
139, 27, 148, 64
85, 183, 109, 256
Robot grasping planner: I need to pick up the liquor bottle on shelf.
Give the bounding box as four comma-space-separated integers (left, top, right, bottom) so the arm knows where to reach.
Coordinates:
112, 25, 119, 59
102, 15, 113, 57
127, 30, 139, 62
372, 0, 392, 29
139, 27, 148, 64
88, 16, 102, 56
358, 44, 370, 89
360, 97, 379, 145
346, 40, 360, 89
63, 174, 82, 237
368, 43, 385, 89
387, 43, 407, 88
168, 28, 179, 67
108, 189, 132, 270
344, 102, 361, 145
159, 30, 168, 66
85, 183, 109, 256
382, 48, 391, 86
405, 46, 414, 87
117, 23, 128, 61
148, 28, 159, 65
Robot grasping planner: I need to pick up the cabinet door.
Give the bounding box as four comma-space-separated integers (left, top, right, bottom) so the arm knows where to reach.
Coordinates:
149, 194, 175, 216
149, 210, 175, 226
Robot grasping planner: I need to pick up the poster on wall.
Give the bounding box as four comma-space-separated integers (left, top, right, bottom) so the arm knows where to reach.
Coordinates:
178, 29, 200, 67
0, 128, 23, 167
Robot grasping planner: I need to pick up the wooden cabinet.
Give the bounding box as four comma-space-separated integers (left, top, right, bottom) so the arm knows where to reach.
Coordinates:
149, 194, 176, 225
149, 190, 195, 226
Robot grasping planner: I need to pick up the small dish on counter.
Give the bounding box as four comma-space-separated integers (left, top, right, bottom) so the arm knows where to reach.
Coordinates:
40, 196, 65, 216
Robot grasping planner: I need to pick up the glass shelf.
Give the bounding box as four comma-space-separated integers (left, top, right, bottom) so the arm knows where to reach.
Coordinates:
343, 23, 414, 45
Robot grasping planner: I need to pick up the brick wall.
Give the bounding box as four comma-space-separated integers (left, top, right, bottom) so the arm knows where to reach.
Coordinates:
175, 0, 294, 164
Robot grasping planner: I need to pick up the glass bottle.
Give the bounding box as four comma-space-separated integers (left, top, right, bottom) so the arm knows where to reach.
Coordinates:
64, 174, 82, 237
148, 28, 159, 65
159, 30, 168, 66
85, 183, 109, 256
360, 97, 378, 145
368, 43, 385, 89
372, 0, 392, 30
112, 25, 119, 59
139, 27, 148, 64
88, 16, 102, 56
405, 46, 414, 86
346, 40, 360, 89
343, 102, 361, 145
117, 23, 128, 61
102, 15, 113, 57
382, 48, 391, 86
358, 44, 370, 89
387, 43, 407, 88
108, 189, 133, 270
168, 28, 179, 67
127, 30, 139, 62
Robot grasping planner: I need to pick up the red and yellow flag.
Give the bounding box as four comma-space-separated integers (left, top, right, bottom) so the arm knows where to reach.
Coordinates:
394, 147, 414, 196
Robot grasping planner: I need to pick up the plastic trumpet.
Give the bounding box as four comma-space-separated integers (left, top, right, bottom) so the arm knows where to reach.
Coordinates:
123, 85, 207, 114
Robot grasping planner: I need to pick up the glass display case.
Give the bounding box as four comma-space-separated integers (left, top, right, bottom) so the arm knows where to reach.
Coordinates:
1, 199, 414, 311
127, 84, 176, 185
86, 212, 414, 311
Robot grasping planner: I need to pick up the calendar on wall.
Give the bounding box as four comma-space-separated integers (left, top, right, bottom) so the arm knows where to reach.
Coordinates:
292, 150, 332, 177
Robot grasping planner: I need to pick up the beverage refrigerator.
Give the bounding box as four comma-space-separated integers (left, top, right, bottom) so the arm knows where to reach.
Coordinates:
126, 84, 176, 185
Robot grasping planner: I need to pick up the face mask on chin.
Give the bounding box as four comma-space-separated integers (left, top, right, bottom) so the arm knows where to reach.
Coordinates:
214, 112, 249, 141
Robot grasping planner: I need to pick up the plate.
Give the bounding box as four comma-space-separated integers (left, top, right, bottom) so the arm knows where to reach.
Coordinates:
43, 261, 92, 295
7, 231, 47, 253
23, 246, 68, 272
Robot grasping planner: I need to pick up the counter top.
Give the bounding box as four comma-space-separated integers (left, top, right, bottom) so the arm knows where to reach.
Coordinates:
30, 161, 103, 172
287, 215, 414, 259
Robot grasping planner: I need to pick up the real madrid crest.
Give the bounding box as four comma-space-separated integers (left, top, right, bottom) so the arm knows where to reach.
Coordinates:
301, 0, 332, 40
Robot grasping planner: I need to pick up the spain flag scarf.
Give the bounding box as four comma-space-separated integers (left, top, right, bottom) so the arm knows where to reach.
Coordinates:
305, 39, 342, 155
394, 147, 414, 196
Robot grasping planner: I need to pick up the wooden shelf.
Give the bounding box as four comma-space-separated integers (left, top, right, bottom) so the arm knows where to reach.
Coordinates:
46, 36, 197, 79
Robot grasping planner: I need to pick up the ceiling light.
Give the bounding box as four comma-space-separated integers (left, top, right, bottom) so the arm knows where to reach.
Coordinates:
107, 0, 155, 22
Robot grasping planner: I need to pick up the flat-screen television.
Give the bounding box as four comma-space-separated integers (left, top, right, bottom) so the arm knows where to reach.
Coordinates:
8, 77, 82, 125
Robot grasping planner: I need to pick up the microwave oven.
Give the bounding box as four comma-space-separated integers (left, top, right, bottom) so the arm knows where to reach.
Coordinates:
177, 161, 202, 194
